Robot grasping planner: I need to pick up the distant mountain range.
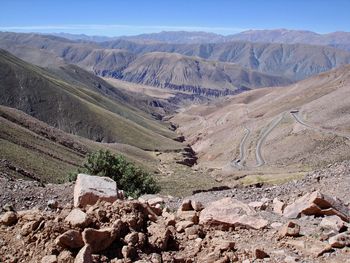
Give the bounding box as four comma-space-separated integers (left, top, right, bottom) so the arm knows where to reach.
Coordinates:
50, 29, 350, 51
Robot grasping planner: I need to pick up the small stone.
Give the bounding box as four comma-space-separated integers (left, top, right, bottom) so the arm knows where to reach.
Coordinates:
2, 203, 14, 212
47, 200, 58, 209
270, 222, 283, 229
273, 198, 285, 215
191, 200, 204, 211
0, 211, 18, 226
41, 255, 57, 263
176, 220, 194, 232
279, 221, 300, 237
150, 253, 162, 263
74, 245, 93, 263
255, 248, 269, 259
248, 201, 267, 210
57, 250, 74, 263
124, 232, 139, 245
320, 215, 346, 232
177, 210, 199, 224
121, 245, 136, 260
65, 209, 91, 228
328, 232, 350, 248
180, 199, 193, 211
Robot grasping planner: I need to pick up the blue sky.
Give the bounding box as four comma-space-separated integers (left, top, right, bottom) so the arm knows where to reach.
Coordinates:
0, 0, 349, 36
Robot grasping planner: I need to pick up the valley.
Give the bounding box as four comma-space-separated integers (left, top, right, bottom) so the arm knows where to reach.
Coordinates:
1, 2, 350, 262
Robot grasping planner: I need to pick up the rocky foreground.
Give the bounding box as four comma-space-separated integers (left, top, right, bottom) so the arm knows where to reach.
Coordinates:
1, 163, 350, 263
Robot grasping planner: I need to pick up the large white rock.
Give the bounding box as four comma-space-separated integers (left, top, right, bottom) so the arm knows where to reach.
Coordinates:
74, 174, 118, 208
199, 198, 268, 230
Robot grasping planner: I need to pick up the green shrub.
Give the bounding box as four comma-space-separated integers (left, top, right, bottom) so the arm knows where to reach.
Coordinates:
71, 150, 160, 198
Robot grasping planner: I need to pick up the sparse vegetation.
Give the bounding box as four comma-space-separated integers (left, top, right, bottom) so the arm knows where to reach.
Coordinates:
73, 150, 160, 198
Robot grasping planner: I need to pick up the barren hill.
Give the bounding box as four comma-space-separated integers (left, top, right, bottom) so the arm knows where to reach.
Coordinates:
2, 32, 350, 94
0, 49, 182, 151
103, 39, 350, 81
120, 52, 291, 95
172, 64, 350, 184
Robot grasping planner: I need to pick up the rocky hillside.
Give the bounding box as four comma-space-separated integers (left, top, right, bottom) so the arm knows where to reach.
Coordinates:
2, 32, 350, 95
0, 49, 182, 151
172, 64, 350, 178
120, 52, 291, 96
0, 161, 349, 262
103, 39, 350, 81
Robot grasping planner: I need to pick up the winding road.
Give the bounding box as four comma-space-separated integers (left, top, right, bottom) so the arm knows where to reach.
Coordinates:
231, 113, 285, 169
255, 113, 285, 167
231, 127, 250, 169
291, 111, 350, 140
230, 110, 349, 171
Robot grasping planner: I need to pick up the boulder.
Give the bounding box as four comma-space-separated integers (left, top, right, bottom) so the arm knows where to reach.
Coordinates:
74, 174, 119, 208
74, 245, 93, 263
82, 227, 118, 253
199, 198, 268, 230
56, 230, 84, 249
283, 191, 349, 221
328, 232, 350, 248
320, 215, 346, 232
0, 211, 18, 226
65, 209, 91, 228
279, 221, 300, 237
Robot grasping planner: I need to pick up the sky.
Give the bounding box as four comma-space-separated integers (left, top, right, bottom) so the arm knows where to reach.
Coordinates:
0, 0, 349, 36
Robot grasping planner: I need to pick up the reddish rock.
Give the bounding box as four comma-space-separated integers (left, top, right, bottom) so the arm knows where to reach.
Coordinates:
278, 221, 300, 237
320, 215, 346, 232
124, 232, 139, 245
82, 227, 118, 253
180, 199, 193, 211
283, 191, 349, 221
177, 210, 199, 224
273, 198, 285, 215
56, 230, 84, 249
74, 245, 93, 263
328, 232, 350, 248
255, 248, 269, 259
199, 198, 268, 230
176, 220, 194, 232
0, 211, 18, 226
65, 209, 91, 228
148, 223, 174, 251
191, 200, 204, 211
74, 174, 119, 208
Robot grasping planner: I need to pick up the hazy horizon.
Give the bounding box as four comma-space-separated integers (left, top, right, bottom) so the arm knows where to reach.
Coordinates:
1, 0, 350, 36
